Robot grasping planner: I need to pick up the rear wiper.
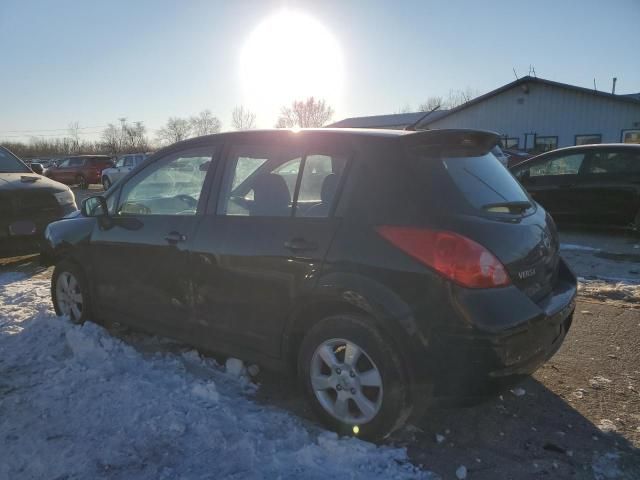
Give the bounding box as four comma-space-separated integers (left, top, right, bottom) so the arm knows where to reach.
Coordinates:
482, 201, 532, 213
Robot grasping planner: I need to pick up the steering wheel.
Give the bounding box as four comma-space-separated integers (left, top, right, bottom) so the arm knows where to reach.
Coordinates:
175, 194, 198, 208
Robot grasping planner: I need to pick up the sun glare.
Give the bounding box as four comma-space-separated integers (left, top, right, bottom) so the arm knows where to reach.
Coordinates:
240, 11, 344, 125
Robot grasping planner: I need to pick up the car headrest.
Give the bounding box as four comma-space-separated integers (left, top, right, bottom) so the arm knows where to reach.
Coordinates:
320, 173, 339, 204
250, 173, 291, 216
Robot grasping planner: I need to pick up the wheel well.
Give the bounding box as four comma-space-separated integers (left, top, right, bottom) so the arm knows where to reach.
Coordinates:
285, 299, 420, 399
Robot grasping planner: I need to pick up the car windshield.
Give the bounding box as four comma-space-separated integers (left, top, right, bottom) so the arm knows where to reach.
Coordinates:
0, 147, 31, 173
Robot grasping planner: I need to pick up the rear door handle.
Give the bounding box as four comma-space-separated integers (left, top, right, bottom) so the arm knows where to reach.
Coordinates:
165, 231, 187, 244
284, 238, 318, 252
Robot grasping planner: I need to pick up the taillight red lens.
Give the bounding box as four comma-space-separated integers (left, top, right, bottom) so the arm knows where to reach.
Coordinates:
376, 226, 511, 288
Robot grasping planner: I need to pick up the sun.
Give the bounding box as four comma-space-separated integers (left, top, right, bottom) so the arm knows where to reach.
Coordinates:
240, 11, 344, 126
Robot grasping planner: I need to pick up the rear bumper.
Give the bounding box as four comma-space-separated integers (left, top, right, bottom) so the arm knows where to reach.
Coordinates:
423, 257, 577, 406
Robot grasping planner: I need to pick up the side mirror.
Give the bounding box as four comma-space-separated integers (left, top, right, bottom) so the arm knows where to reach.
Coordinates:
31, 163, 44, 175
82, 195, 109, 218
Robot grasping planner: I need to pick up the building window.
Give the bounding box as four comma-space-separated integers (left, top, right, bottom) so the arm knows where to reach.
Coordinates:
575, 134, 602, 146
534, 136, 558, 153
501, 137, 520, 149
621, 129, 640, 144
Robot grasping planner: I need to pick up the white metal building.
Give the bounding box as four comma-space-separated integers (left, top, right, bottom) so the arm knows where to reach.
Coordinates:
329, 76, 640, 152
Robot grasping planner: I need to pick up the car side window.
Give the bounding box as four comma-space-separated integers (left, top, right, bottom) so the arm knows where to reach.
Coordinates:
69, 158, 84, 167
295, 153, 348, 217
58, 159, 70, 168
117, 146, 214, 216
586, 151, 640, 174
528, 153, 585, 177
218, 145, 301, 217
115, 158, 125, 167
124, 157, 134, 167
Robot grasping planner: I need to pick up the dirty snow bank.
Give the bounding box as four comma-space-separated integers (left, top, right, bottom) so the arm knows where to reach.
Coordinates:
577, 277, 640, 304
0, 272, 432, 480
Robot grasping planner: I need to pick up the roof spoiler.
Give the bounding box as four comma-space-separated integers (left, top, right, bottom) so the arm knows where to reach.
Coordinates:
402, 129, 500, 153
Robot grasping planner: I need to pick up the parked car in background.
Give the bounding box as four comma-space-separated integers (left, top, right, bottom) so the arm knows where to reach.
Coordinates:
0, 146, 77, 256
503, 148, 533, 168
510, 143, 640, 229
100, 153, 147, 189
42, 128, 576, 440
44, 155, 114, 189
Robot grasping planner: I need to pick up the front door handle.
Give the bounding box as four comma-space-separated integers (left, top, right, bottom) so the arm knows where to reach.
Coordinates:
284, 238, 318, 252
165, 231, 187, 244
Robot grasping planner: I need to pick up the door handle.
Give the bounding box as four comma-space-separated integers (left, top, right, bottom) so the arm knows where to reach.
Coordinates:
284, 238, 318, 252
165, 231, 187, 244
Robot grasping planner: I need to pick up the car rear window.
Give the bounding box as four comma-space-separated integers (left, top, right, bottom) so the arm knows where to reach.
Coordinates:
443, 153, 532, 213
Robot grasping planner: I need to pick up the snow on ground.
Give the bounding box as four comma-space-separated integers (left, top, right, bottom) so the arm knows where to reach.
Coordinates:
0, 271, 433, 480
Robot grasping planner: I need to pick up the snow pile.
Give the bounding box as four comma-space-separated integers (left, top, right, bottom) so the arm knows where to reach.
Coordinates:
0, 271, 433, 479
577, 277, 640, 303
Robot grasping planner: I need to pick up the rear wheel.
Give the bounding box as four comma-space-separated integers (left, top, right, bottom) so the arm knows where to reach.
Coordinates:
102, 176, 111, 190
52, 260, 91, 324
298, 314, 411, 440
76, 174, 87, 190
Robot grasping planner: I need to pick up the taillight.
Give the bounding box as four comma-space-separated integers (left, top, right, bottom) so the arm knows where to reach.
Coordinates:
376, 226, 510, 288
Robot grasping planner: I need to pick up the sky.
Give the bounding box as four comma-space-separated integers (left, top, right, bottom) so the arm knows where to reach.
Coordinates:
1, 0, 639, 142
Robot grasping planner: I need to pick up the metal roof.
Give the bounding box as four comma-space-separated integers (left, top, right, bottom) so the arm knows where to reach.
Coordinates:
419, 76, 640, 127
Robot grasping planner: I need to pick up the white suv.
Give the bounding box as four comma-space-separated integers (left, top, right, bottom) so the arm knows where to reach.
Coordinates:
101, 153, 147, 189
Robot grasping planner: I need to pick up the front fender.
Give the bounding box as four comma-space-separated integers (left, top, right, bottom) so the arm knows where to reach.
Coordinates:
40, 216, 95, 266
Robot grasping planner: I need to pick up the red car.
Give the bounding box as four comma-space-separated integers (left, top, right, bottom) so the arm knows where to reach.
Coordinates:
45, 155, 114, 189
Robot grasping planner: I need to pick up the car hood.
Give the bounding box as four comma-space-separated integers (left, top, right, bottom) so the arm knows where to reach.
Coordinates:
0, 172, 69, 192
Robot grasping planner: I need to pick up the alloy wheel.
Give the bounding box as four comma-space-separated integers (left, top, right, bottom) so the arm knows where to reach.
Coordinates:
55, 271, 83, 322
310, 338, 383, 424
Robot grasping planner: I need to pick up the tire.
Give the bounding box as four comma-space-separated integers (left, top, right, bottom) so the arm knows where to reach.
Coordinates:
51, 259, 92, 324
298, 314, 412, 441
76, 174, 88, 190
102, 176, 111, 190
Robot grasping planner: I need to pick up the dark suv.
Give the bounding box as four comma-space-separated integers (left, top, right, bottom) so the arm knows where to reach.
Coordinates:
0, 146, 77, 256
45, 155, 114, 189
41, 129, 576, 439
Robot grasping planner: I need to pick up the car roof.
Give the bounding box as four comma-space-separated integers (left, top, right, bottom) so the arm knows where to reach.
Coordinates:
530, 143, 640, 159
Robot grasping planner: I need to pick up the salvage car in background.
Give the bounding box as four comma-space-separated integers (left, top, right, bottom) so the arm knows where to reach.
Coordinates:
44, 155, 114, 189
100, 153, 148, 190
0, 146, 77, 256
511, 144, 640, 229
42, 128, 576, 440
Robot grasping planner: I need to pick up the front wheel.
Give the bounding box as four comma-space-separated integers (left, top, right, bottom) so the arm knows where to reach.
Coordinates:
52, 260, 91, 324
298, 314, 412, 441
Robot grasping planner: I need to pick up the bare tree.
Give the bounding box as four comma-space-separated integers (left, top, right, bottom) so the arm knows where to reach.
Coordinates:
67, 121, 81, 153
275, 97, 334, 128
156, 117, 192, 145
418, 96, 443, 112
231, 105, 256, 130
396, 104, 413, 114
189, 110, 222, 137
101, 124, 122, 155
444, 88, 479, 108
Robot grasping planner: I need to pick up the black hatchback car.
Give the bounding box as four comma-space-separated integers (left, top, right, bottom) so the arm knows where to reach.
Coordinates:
510, 144, 640, 229
42, 129, 576, 439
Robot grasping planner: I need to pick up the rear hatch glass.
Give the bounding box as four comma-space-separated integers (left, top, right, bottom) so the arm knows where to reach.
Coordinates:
443, 153, 532, 214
